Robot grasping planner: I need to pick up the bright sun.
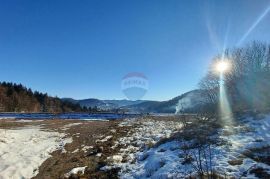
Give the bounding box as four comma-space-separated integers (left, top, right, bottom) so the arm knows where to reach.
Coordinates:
216, 61, 230, 73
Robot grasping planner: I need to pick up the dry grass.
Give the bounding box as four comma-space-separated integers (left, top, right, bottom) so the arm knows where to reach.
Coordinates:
228, 159, 243, 166
250, 167, 270, 178
242, 146, 270, 165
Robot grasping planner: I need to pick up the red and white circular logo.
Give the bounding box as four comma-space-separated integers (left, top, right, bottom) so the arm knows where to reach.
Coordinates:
121, 72, 149, 101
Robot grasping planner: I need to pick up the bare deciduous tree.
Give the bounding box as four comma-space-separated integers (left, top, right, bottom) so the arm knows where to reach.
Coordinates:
199, 41, 270, 114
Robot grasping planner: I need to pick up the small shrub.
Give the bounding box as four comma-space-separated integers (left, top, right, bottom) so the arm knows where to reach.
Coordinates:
228, 159, 243, 166
250, 167, 270, 178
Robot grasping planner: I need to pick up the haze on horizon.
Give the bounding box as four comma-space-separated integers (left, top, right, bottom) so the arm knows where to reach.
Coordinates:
0, 0, 270, 101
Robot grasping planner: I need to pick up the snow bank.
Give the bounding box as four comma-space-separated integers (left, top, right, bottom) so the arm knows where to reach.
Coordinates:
104, 115, 270, 178
0, 126, 72, 179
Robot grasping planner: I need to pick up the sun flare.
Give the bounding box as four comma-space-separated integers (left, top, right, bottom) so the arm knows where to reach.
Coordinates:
216, 61, 230, 73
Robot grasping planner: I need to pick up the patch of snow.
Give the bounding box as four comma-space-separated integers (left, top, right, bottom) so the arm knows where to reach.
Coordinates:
61, 123, 82, 130
96, 135, 113, 143
16, 119, 34, 122
15, 119, 44, 122
110, 129, 117, 133
82, 145, 93, 153
64, 166, 87, 178
107, 155, 123, 164
0, 117, 16, 120
72, 148, 79, 153
0, 126, 72, 179
96, 153, 102, 157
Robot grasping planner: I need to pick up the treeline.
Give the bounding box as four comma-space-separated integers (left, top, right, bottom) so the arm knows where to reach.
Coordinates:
0, 82, 97, 113
200, 41, 270, 114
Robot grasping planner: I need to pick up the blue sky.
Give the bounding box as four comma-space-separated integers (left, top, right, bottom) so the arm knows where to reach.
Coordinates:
0, 0, 270, 101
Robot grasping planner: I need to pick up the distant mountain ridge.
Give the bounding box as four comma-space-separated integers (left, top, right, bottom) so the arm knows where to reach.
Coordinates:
61, 98, 148, 110
0, 82, 206, 113
123, 90, 205, 113
62, 90, 206, 113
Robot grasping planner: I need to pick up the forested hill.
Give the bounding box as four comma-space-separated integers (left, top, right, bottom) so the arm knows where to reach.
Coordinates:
0, 82, 89, 113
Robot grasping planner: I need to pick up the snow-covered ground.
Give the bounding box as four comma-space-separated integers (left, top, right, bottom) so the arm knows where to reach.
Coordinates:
0, 126, 72, 179
103, 115, 270, 178
214, 114, 270, 178
102, 118, 183, 178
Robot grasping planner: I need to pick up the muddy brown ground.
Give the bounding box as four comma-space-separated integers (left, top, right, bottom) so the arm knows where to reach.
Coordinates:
0, 115, 194, 179
0, 119, 133, 179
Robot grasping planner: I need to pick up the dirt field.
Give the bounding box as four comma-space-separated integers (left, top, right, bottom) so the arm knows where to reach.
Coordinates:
0, 119, 133, 179
0, 115, 195, 179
